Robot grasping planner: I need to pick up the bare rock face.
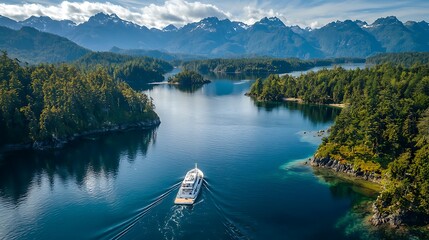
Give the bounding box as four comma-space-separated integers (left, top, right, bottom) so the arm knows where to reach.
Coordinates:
310, 156, 382, 183
371, 203, 403, 227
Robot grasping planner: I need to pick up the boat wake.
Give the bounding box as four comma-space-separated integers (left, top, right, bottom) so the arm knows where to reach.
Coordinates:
98, 181, 181, 240
97, 178, 249, 240
160, 184, 205, 239
233, 80, 250, 85
203, 180, 249, 240
159, 205, 187, 240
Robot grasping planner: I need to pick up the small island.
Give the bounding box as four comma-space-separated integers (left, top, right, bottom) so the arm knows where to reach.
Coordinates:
168, 70, 211, 86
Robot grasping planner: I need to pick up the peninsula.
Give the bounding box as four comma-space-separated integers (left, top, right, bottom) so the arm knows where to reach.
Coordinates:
247, 57, 429, 228
0, 53, 160, 150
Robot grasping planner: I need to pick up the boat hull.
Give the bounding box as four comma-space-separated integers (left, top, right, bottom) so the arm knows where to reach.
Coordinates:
174, 168, 203, 205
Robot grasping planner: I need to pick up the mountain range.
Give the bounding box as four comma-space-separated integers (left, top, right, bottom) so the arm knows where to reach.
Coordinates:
1, 13, 429, 59
0, 26, 90, 63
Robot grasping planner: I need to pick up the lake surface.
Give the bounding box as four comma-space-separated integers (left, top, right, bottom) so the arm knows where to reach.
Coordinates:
0, 64, 388, 240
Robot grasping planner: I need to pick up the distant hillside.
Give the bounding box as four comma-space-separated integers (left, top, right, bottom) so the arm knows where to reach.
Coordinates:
74, 52, 172, 71
110, 47, 205, 62
0, 26, 90, 64
366, 52, 429, 66
182, 57, 364, 74
74, 52, 173, 84
308, 20, 383, 57
364, 16, 429, 52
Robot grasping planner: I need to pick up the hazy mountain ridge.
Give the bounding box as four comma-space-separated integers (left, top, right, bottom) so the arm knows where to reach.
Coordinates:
308, 20, 383, 57
364, 16, 429, 52
0, 26, 90, 64
0, 14, 428, 58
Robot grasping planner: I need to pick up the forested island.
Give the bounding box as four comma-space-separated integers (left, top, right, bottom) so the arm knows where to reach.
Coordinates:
74, 52, 173, 84
0, 52, 160, 149
168, 70, 210, 86
182, 58, 364, 74
248, 63, 429, 228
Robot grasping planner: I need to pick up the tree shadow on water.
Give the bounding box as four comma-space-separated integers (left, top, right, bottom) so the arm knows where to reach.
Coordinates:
0, 128, 157, 206
253, 101, 341, 124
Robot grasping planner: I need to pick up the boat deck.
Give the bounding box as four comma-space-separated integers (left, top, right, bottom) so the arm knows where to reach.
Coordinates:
174, 197, 194, 205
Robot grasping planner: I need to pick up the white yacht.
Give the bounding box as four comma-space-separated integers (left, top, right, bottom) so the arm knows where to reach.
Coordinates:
174, 164, 204, 205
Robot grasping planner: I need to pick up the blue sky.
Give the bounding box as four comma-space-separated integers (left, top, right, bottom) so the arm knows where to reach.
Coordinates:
0, 0, 428, 29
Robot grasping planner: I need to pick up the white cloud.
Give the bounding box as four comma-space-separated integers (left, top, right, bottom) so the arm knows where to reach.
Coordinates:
310, 21, 320, 29
0, 1, 137, 24
139, 0, 231, 28
0, 0, 231, 29
0, 0, 428, 29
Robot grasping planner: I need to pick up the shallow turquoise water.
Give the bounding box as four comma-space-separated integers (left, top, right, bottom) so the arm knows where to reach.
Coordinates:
0, 65, 384, 240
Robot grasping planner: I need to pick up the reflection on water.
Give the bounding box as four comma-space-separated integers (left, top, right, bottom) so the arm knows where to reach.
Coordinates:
0, 129, 156, 206
127, 81, 156, 91
311, 168, 384, 240
313, 169, 379, 201
254, 101, 342, 124
203, 71, 268, 81
314, 167, 429, 240
284, 63, 367, 77
203, 79, 251, 96
170, 84, 204, 93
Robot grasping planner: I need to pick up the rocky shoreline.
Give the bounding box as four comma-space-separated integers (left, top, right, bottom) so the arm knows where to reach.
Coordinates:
2, 118, 161, 151
310, 156, 382, 183
310, 156, 427, 229
370, 205, 405, 227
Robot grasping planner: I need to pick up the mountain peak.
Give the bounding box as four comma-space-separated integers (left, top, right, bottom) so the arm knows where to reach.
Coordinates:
0, 15, 20, 29
255, 17, 285, 28
92, 12, 110, 18
354, 20, 368, 27
89, 12, 121, 23
25, 16, 52, 21
21, 15, 76, 26
184, 16, 235, 32
163, 24, 178, 32
372, 16, 402, 26
86, 12, 139, 27
323, 20, 360, 30
201, 16, 220, 23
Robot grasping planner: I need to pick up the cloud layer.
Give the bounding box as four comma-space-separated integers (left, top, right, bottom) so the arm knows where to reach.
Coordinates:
0, 0, 231, 28
0, 0, 428, 29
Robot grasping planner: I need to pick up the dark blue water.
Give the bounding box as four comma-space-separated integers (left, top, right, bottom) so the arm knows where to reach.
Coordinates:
0, 65, 382, 240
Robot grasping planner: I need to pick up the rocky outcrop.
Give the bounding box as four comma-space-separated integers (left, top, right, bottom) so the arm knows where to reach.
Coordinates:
31, 118, 161, 150
371, 205, 404, 227
371, 201, 429, 227
310, 156, 382, 183
312, 156, 429, 228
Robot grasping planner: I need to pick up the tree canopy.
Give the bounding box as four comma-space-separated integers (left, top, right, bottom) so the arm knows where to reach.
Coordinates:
0, 52, 158, 147
168, 70, 210, 86
367, 52, 429, 67
182, 57, 364, 74
74, 52, 173, 84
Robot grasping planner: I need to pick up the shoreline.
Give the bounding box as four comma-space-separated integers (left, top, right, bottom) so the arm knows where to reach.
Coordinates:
167, 81, 211, 86
283, 97, 347, 108
285, 156, 382, 190
1, 118, 161, 152
310, 156, 382, 183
